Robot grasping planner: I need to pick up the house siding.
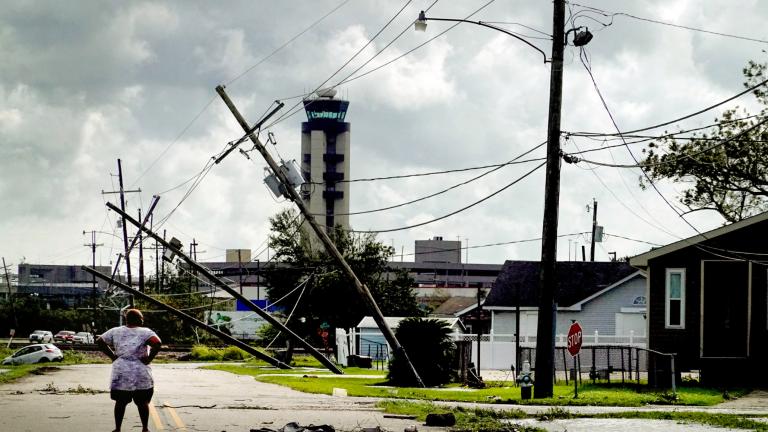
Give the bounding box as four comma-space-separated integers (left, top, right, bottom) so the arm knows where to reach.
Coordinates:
557, 276, 646, 337
647, 249, 702, 372
490, 275, 646, 339
641, 218, 768, 386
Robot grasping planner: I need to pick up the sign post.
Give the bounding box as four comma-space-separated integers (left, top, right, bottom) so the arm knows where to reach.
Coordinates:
567, 321, 583, 398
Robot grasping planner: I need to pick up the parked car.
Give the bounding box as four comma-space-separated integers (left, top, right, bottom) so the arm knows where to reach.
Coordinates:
53, 330, 75, 343
28, 330, 53, 343
72, 332, 94, 344
2, 344, 63, 365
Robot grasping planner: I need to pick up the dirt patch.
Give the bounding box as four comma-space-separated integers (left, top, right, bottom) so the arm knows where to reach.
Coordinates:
31, 366, 60, 375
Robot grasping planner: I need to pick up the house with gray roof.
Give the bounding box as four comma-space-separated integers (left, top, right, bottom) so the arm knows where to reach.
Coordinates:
485, 261, 646, 346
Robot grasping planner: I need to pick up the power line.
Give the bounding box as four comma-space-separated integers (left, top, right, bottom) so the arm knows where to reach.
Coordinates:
225, 0, 352, 85
309, 155, 545, 184
577, 46, 705, 236
567, 117, 768, 169
263, 0, 416, 129
264, 0, 496, 130
327, 141, 546, 216
571, 3, 768, 45
133, 2, 351, 187
567, 77, 768, 137
351, 161, 545, 233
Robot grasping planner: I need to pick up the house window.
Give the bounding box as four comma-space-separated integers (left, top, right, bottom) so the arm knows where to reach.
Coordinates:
632, 295, 646, 306
665, 269, 685, 329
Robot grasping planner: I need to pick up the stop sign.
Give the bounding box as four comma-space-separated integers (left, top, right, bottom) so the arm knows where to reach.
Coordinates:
567, 322, 583, 357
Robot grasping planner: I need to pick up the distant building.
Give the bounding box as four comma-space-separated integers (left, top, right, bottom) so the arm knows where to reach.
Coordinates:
225, 249, 251, 263
300, 88, 351, 232
17, 263, 111, 308
387, 261, 501, 297
415, 236, 462, 264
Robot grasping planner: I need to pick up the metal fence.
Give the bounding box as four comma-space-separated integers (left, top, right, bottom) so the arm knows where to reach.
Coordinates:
516, 345, 677, 389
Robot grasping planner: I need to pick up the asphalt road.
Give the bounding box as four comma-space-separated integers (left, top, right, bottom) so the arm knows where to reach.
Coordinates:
0, 363, 442, 432
1, 364, 766, 432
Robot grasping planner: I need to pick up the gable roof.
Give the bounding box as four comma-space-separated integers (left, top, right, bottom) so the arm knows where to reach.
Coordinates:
356, 316, 465, 332
431, 296, 478, 317
484, 261, 637, 308
630, 211, 768, 267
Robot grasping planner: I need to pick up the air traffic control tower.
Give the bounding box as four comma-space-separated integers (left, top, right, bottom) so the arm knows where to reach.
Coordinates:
300, 89, 351, 232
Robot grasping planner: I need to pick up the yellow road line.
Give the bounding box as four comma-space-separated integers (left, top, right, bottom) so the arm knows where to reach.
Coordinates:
149, 403, 165, 430
164, 401, 187, 431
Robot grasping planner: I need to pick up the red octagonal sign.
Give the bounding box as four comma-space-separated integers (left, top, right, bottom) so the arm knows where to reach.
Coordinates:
567, 322, 583, 357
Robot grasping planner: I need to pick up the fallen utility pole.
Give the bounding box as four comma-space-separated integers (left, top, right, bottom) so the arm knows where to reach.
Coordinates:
215, 85, 425, 387
82, 266, 291, 369
105, 201, 343, 374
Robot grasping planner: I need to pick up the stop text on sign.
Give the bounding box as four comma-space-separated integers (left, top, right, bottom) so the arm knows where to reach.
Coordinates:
567, 321, 583, 356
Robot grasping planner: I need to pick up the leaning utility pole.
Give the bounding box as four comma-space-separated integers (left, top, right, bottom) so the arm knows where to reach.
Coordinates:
83, 265, 292, 369
104, 202, 343, 374
138, 208, 144, 292
101, 159, 141, 303
535, 0, 566, 398
216, 85, 425, 387
2, 257, 17, 328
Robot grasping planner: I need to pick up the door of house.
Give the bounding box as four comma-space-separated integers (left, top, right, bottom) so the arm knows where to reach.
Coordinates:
702, 260, 749, 358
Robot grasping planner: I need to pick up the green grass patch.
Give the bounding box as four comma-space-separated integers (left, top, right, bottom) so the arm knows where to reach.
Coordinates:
379, 400, 541, 432
587, 411, 768, 430
207, 363, 746, 407
379, 401, 768, 431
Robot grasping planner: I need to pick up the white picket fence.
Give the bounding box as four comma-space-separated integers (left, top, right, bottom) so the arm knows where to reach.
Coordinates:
337, 328, 646, 370
452, 331, 646, 370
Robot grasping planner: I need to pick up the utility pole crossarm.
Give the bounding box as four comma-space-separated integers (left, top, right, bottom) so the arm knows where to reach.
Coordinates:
215, 85, 425, 387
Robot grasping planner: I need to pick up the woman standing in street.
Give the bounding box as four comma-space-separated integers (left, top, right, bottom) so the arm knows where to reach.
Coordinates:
97, 308, 162, 432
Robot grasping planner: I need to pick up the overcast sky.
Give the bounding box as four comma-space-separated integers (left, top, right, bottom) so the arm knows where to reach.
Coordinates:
1, 0, 767, 273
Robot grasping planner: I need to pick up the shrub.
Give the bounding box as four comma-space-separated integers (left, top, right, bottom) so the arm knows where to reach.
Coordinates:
387, 317, 456, 387
221, 346, 247, 361
189, 345, 221, 361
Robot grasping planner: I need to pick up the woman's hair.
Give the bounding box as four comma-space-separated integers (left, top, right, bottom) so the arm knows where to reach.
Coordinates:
125, 309, 144, 326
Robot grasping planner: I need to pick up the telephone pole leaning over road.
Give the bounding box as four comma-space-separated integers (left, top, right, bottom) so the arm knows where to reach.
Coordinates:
215, 85, 425, 387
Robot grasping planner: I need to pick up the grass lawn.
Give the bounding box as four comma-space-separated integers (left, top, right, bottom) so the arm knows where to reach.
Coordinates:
204, 363, 743, 406
379, 401, 768, 431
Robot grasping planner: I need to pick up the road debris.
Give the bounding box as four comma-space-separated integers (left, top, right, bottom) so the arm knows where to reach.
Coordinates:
250, 422, 335, 432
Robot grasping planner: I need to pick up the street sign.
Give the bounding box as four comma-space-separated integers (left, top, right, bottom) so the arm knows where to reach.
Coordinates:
567, 322, 583, 357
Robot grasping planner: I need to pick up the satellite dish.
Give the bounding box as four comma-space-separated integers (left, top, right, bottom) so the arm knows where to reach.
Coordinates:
317, 88, 337, 98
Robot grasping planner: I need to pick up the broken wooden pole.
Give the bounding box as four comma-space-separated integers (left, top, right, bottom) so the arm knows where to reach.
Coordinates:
82, 265, 291, 369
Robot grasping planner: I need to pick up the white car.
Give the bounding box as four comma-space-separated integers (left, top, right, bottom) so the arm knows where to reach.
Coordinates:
72, 332, 94, 344
29, 330, 53, 343
2, 344, 63, 365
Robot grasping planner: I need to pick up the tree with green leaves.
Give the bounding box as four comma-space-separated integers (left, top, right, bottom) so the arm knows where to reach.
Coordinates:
387, 317, 456, 386
641, 60, 768, 223
136, 268, 234, 343
262, 209, 424, 343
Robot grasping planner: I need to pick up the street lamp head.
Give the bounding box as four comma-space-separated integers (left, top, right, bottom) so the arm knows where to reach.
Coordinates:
414, 10, 428, 32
